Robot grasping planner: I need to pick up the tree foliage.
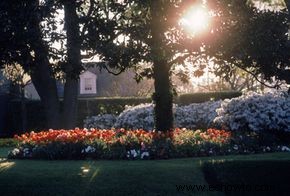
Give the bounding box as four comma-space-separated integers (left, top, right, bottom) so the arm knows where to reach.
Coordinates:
204, 0, 290, 87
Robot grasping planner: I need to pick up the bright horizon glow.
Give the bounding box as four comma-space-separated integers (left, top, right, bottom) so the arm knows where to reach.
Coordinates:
180, 5, 211, 36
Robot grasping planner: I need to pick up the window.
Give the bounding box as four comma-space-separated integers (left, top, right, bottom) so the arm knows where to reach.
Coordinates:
80, 71, 97, 95
84, 78, 93, 91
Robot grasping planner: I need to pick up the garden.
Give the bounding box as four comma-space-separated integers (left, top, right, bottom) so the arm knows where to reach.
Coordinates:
0, 90, 289, 195
1, 0, 290, 195
7, 91, 290, 160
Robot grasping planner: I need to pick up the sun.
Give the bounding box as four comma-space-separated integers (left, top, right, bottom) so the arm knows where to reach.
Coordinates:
180, 5, 210, 35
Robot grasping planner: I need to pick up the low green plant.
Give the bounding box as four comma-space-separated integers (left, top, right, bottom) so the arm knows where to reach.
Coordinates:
0, 138, 17, 147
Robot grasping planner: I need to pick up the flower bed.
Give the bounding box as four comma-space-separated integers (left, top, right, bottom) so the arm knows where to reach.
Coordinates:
8, 128, 290, 160
9, 128, 231, 160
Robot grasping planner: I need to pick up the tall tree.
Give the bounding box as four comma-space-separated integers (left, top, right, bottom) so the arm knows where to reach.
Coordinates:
85, 0, 290, 131
0, 0, 61, 128
62, 0, 82, 128
84, 0, 210, 131
1, 0, 142, 129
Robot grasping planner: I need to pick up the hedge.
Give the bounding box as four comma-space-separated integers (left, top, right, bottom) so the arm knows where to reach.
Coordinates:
177, 91, 242, 105
4, 91, 241, 135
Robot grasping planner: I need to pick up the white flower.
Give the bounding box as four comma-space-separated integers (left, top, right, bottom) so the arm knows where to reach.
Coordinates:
85, 146, 96, 153
281, 146, 290, 152
23, 148, 31, 157
130, 149, 138, 158
11, 148, 20, 155
141, 152, 149, 159
233, 145, 239, 150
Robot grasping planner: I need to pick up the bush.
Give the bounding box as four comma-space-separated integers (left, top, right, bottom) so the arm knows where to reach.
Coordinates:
214, 91, 290, 132
177, 91, 241, 105
84, 114, 117, 129
108, 101, 221, 131
175, 101, 221, 129
113, 104, 155, 130
86, 91, 290, 133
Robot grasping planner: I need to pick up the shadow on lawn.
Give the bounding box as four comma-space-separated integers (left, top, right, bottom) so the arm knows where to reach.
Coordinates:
203, 160, 290, 196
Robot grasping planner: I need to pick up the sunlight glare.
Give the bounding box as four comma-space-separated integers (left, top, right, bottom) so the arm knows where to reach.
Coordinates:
0, 161, 15, 172
180, 5, 210, 35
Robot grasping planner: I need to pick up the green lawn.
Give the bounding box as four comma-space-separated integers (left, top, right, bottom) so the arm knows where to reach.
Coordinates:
0, 147, 290, 196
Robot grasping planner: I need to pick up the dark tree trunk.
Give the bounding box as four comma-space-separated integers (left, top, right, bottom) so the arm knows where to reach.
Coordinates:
28, 0, 61, 129
286, 1, 290, 16
152, 61, 174, 131
20, 86, 27, 132
151, 1, 174, 132
285, 1, 290, 94
63, 1, 82, 129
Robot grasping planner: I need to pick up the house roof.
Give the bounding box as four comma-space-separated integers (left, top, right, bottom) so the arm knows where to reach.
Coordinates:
82, 62, 105, 75
80, 70, 97, 76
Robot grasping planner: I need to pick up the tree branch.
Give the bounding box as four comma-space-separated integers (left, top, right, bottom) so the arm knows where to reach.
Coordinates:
169, 53, 192, 67
234, 63, 282, 89
80, 0, 95, 38
102, 64, 126, 76
86, 61, 126, 76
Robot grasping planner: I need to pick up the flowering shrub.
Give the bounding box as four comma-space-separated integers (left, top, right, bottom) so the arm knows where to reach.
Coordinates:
88, 102, 220, 131
214, 91, 290, 132
84, 114, 117, 129
175, 101, 221, 129
9, 128, 232, 160
85, 91, 290, 133
113, 104, 155, 130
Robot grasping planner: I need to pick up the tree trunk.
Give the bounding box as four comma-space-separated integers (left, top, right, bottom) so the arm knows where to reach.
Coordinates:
152, 61, 174, 131
63, 1, 82, 129
151, 1, 174, 132
20, 86, 27, 132
29, 0, 61, 129
285, 0, 290, 16
285, 0, 290, 94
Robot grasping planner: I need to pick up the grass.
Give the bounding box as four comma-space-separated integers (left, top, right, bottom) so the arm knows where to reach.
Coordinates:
203, 160, 290, 195
0, 147, 290, 196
